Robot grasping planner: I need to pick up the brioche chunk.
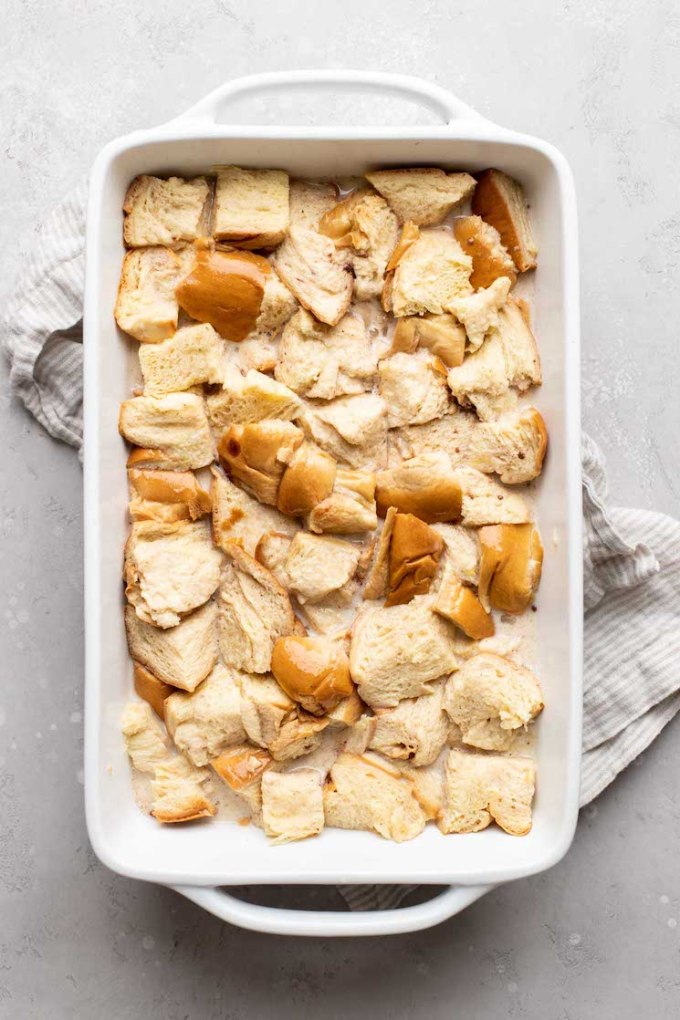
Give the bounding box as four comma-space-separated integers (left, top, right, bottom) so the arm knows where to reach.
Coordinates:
444, 653, 543, 751
439, 749, 536, 835
124, 520, 222, 629
468, 407, 547, 484
268, 709, 329, 761
210, 467, 298, 556
275, 309, 377, 400
379, 351, 450, 428
453, 466, 531, 526
376, 452, 462, 523
477, 523, 543, 613
121, 702, 169, 773
261, 769, 324, 844
369, 682, 449, 766
366, 168, 476, 226
350, 596, 459, 707
432, 523, 480, 585
321, 191, 400, 300
388, 408, 477, 468
472, 169, 538, 272
289, 178, 338, 229
272, 634, 354, 715
300, 393, 388, 470
273, 226, 353, 326
164, 664, 246, 766
283, 532, 361, 603
211, 744, 272, 791
238, 673, 294, 747
115, 247, 180, 343
139, 323, 225, 397
434, 574, 494, 639
390, 313, 466, 368
119, 393, 214, 471
217, 420, 303, 506
128, 469, 211, 524
388, 231, 473, 317
323, 753, 427, 841
133, 663, 174, 719
308, 468, 378, 534
276, 442, 337, 517
151, 755, 216, 823
213, 166, 289, 249
386, 512, 445, 606
206, 368, 302, 430
218, 544, 297, 673
453, 215, 517, 290
449, 276, 512, 351
362, 506, 397, 600
176, 245, 269, 342
123, 175, 210, 247
236, 271, 298, 372
124, 601, 218, 692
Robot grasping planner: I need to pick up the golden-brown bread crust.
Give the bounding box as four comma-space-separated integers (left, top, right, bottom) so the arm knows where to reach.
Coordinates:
433, 575, 494, 639
133, 663, 175, 719
218, 420, 304, 505
277, 442, 337, 517
390, 314, 465, 368
211, 744, 272, 790
477, 523, 544, 613
271, 634, 354, 716
375, 455, 462, 524
472, 170, 538, 273
362, 506, 397, 600
386, 513, 445, 606
128, 469, 211, 523
318, 188, 374, 244
453, 215, 517, 290
175, 243, 269, 342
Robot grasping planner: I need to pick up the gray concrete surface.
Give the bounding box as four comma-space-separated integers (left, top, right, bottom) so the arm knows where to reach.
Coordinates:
1, 1, 679, 1017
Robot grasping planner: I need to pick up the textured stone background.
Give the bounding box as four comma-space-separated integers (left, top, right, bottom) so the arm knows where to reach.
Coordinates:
1, 1, 679, 1017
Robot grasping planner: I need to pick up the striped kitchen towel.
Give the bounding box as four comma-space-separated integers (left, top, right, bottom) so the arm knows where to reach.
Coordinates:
2, 187, 679, 914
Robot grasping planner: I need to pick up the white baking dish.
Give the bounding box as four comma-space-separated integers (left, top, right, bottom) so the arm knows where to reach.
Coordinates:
83, 70, 582, 937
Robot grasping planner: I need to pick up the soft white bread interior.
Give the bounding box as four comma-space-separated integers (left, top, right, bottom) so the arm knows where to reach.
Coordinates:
128, 468, 211, 524
438, 748, 536, 835
378, 350, 450, 428
477, 523, 543, 613
453, 466, 532, 527
300, 393, 388, 471
444, 652, 543, 751
349, 596, 459, 707
365, 168, 476, 226
124, 600, 218, 692
468, 407, 547, 484
238, 672, 294, 750
387, 408, 477, 468
121, 702, 169, 773
307, 468, 378, 535
124, 520, 223, 629
388, 230, 473, 317
210, 466, 298, 556
362, 506, 397, 600
150, 755, 216, 824
449, 276, 512, 351
164, 664, 246, 766
206, 366, 301, 430
119, 393, 214, 471
274, 309, 377, 400
218, 543, 298, 673
138, 323, 225, 397
472, 169, 538, 273
281, 531, 361, 604
114, 247, 180, 343
261, 769, 324, 844
123, 175, 210, 247
235, 270, 298, 373
212, 166, 290, 249
375, 452, 462, 523
272, 226, 353, 326
432, 523, 481, 586
320, 190, 400, 300
369, 681, 449, 766
289, 178, 338, 229
323, 752, 427, 842
453, 215, 517, 290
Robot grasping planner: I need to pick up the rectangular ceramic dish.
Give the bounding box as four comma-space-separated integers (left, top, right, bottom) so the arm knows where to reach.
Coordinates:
83, 70, 582, 936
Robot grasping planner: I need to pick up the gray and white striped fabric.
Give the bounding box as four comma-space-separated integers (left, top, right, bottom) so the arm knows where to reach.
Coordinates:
2, 189, 679, 915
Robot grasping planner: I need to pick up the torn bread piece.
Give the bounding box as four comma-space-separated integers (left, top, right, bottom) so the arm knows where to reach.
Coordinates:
387, 408, 478, 468
268, 709, 329, 762
128, 469, 211, 524
218, 543, 298, 673
119, 393, 214, 471
477, 523, 543, 613
261, 769, 324, 844
124, 520, 222, 629
468, 407, 547, 484
275, 309, 377, 400
217, 419, 304, 506
124, 601, 218, 693
453, 215, 517, 290
307, 468, 377, 535
211, 744, 272, 792
327, 689, 365, 728
369, 682, 449, 766
134, 663, 174, 719
388, 230, 473, 317
434, 573, 494, 640
379, 350, 450, 428
213, 166, 289, 249
432, 524, 480, 586
472, 169, 538, 273
289, 178, 338, 229
138, 323, 225, 397
320, 191, 399, 300
281, 531, 361, 604
366, 168, 476, 226
235, 271, 298, 372
276, 442, 337, 517
449, 276, 512, 352
238, 673, 294, 748
444, 653, 543, 751
323, 752, 427, 842
300, 393, 388, 471
295, 581, 357, 636
362, 506, 397, 600
385, 512, 445, 606
390, 313, 466, 368
375, 452, 462, 524
206, 367, 302, 430
272, 226, 353, 326
438, 749, 536, 835
255, 531, 293, 585
210, 466, 298, 556
121, 702, 169, 773
453, 466, 532, 527
123, 175, 210, 248
115, 247, 180, 343
272, 634, 354, 715
349, 596, 459, 707
151, 755, 217, 823
164, 664, 246, 766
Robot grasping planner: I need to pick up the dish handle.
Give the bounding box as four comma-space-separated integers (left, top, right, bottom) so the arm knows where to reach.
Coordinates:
170, 883, 491, 937
172, 70, 489, 128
